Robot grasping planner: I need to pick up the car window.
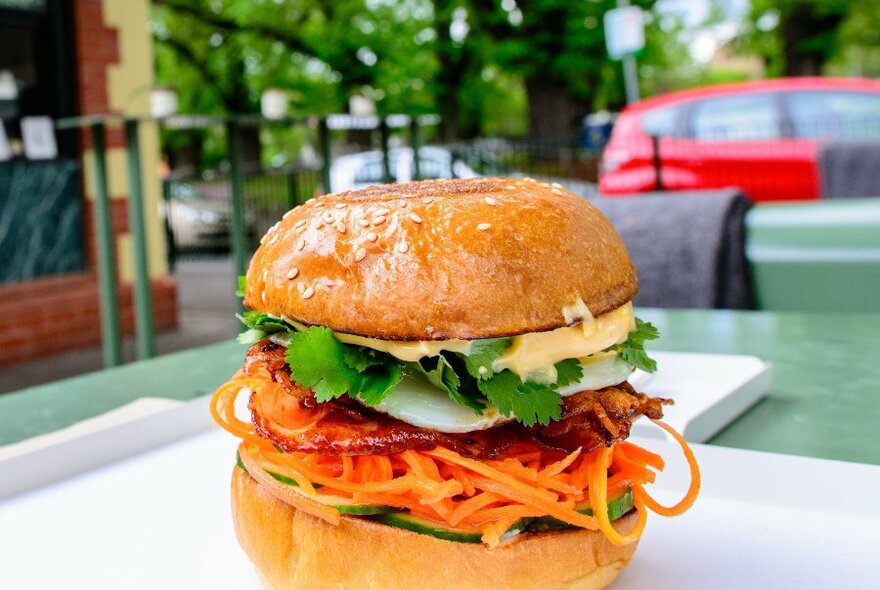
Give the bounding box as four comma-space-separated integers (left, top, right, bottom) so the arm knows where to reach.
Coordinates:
416, 157, 450, 180
690, 93, 780, 141
786, 90, 880, 140
641, 105, 682, 137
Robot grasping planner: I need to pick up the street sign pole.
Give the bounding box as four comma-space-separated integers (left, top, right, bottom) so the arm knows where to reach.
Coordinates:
606, 0, 643, 105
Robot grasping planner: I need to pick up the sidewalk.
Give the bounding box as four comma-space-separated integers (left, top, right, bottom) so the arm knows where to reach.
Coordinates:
0, 259, 241, 394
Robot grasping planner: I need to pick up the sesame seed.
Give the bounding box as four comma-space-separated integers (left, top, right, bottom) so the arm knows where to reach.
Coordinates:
397, 242, 409, 253
375, 208, 390, 216
262, 269, 268, 282
552, 182, 563, 189
301, 286, 315, 299
296, 238, 305, 251
366, 232, 377, 242
398, 199, 407, 207
334, 221, 346, 233
353, 210, 366, 219
505, 185, 515, 190
551, 188, 564, 196
294, 220, 306, 228
485, 197, 497, 206
422, 197, 434, 204
358, 218, 370, 227
477, 223, 491, 231
355, 247, 367, 262
335, 203, 346, 209
322, 211, 335, 223
261, 291, 267, 304
373, 216, 386, 226
408, 213, 423, 224
286, 268, 299, 280
268, 235, 279, 245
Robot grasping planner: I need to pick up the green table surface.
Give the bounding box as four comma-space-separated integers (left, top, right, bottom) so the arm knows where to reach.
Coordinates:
2, 309, 879, 466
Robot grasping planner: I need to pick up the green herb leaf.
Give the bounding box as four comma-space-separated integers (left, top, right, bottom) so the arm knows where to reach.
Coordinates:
461, 337, 511, 380
236, 275, 247, 298
356, 363, 403, 406
285, 327, 362, 403
237, 311, 293, 343
408, 355, 484, 414
477, 370, 562, 427
608, 318, 660, 373
343, 345, 387, 372
554, 358, 584, 387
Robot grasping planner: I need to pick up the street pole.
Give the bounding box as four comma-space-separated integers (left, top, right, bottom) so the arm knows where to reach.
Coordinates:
618, 0, 641, 105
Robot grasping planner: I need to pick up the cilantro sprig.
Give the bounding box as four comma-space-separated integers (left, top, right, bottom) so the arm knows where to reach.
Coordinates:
234, 305, 659, 426
607, 318, 660, 373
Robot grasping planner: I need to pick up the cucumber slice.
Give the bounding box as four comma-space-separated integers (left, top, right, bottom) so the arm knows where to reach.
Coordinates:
375, 512, 486, 543
527, 489, 634, 533
234, 453, 393, 515
235, 451, 300, 486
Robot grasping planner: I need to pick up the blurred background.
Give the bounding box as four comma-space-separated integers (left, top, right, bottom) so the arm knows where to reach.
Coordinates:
2, 0, 879, 392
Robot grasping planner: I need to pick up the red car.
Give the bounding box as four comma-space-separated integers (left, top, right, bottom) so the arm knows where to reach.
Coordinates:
599, 77, 880, 201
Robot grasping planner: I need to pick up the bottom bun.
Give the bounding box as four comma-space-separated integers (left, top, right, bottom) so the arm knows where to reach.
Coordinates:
231, 467, 640, 590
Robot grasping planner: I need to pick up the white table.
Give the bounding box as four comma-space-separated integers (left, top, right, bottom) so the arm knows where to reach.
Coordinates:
1, 429, 878, 589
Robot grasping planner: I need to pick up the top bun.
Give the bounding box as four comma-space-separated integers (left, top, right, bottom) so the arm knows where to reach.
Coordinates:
244, 178, 637, 340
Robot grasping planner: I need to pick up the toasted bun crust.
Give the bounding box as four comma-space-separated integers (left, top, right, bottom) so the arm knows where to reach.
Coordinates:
244, 178, 637, 340
232, 468, 639, 590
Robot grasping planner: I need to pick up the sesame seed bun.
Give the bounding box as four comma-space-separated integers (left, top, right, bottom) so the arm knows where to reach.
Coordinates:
232, 467, 639, 590
244, 178, 637, 340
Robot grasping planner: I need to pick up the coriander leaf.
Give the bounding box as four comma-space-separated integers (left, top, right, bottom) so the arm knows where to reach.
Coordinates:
285, 327, 362, 402
356, 363, 403, 406
408, 356, 484, 414
608, 318, 660, 373
460, 337, 511, 380
236, 311, 292, 343
343, 345, 386, 372
554, 359, 583, 387
477, 370, 562, 427
236, 275, 247, 298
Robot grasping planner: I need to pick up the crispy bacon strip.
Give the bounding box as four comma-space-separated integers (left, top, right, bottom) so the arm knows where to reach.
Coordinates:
245, 341, 667, 460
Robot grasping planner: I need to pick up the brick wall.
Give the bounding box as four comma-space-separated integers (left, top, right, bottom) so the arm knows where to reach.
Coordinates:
0, 274, 176, 367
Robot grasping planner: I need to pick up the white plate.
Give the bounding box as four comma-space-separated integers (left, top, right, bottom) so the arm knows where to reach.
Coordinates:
630, 351, 772, 443
0, 430, 877, 589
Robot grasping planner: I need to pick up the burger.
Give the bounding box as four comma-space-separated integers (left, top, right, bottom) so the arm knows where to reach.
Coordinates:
211, 178, 699, 590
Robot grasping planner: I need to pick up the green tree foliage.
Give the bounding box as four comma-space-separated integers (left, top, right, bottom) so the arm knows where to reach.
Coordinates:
152, 0, 695, 159
743, 0, 854, 77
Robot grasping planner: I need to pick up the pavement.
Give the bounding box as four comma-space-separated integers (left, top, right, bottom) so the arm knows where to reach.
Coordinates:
0, 259, 241, 394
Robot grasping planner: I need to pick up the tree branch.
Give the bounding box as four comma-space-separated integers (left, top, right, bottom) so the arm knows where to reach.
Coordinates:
154, 0, 318, 64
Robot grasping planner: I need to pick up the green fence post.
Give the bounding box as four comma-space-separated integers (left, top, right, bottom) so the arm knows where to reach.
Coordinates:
226, 118, 248, 310
318, 117, 332, 194
410, 116, 422, 181
162, 178, 176, 273
89, 122, 122, 367
380, 116, 393, 183
123, 118, 155, 360
286, 169, 299, 209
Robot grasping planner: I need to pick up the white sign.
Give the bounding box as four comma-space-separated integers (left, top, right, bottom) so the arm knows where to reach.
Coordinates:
0, 123, 10, 161
21, 116, 57, 160
604, 6, 645, 60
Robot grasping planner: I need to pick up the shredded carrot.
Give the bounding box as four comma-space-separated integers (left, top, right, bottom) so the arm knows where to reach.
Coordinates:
238, 443, 340, 525
212, 371, 700, 548
631, 419, 701, 517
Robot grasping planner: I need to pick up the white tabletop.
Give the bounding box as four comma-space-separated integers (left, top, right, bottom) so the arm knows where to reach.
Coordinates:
1, 428, 878, 589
